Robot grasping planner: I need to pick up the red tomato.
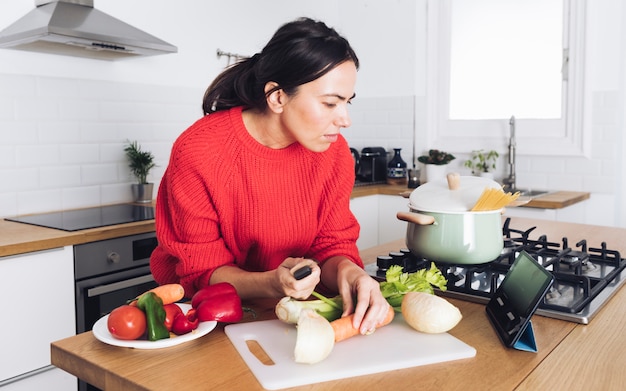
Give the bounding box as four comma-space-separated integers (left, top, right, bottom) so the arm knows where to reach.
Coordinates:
107, 305, 147, 340
163, 303, 183, 331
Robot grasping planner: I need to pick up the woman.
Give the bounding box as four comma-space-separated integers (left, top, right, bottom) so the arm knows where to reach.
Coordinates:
151, 17, 389, 334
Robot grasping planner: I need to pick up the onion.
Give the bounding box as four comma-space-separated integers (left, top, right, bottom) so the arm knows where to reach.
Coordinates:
293, 309, 335, 364
401, 291, 462, 333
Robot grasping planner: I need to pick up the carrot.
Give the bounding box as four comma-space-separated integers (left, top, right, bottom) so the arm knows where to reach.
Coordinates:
136, 283, 185, 305
330, 305, 395, 342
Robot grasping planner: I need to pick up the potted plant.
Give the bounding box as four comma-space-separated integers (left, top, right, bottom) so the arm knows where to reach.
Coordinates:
124, 140, 156, 203
417, 149, 456, 182
464, 149, 499, 178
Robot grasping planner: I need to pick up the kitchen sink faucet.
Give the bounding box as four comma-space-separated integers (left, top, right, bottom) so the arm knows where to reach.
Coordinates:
503, 115, 516, 192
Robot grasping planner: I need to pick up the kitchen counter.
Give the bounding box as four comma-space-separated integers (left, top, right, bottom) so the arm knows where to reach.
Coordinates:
355, 184, 590, 209
0, 217, 156, 257
50, 217, 626, 390
520, 190, 590, 209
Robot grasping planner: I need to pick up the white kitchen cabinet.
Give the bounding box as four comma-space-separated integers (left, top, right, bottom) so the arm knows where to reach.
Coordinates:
378, 194, 409, 245
350, 195, 379, 250
351, 194, 409, 250
0, 246, 77, 389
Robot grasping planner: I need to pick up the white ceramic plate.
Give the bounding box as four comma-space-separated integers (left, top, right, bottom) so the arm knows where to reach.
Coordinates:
92, 303, 217, 349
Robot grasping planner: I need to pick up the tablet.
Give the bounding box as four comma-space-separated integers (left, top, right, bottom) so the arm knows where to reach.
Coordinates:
486, 251, 554, 348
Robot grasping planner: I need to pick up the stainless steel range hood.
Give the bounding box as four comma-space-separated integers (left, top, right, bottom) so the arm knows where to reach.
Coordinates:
0, 0, 177, 60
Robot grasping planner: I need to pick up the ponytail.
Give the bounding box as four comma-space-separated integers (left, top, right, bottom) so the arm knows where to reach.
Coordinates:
202, 17, 358, 115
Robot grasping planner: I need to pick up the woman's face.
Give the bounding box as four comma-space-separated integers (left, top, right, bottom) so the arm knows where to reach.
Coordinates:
278, 61, 357, 152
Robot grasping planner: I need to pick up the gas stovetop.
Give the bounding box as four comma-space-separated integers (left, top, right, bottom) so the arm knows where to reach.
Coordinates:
5, 204, 154, 231
365, 218, 626, 324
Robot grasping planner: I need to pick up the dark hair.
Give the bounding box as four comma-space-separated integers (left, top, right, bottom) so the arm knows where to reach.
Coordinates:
202, 17, 359, 115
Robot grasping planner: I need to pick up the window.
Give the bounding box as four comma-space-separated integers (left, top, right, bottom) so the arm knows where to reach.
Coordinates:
426, 0, 589, 156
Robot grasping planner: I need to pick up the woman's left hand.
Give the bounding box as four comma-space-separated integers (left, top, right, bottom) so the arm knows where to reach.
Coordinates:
330, 257, 390, 335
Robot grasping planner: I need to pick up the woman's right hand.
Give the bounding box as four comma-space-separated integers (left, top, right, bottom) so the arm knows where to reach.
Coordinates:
275, 257, 321, 299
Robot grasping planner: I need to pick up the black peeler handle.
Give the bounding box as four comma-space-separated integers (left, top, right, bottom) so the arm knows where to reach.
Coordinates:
293, 265, 312, 280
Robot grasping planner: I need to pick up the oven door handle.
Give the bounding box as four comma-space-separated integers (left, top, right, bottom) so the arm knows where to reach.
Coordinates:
87, 274, 155, 297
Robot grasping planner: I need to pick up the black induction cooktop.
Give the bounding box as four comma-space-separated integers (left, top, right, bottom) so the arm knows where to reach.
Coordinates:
5, 204, 155, 232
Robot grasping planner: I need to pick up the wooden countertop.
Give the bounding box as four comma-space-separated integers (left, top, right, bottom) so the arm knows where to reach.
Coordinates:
352, 184, 590, 209
522, 191, 590, 209
0, 218, 156, 257
50, 217, 626, 391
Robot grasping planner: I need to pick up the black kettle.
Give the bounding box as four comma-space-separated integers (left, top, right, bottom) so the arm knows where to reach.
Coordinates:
358, 147, 387, 182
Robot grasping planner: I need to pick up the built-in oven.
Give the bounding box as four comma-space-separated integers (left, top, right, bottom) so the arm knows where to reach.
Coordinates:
74, 232, 158, 391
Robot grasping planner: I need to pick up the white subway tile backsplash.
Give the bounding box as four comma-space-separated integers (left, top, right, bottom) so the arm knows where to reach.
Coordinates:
77, 80, 123, 100
0, 168, 39, 192
80, 122, 119, 142
563, 157, 603, 175
60, 144, 101, 164
0, 74, 36, 96
61, 185, 102, 209
16, 144, 59, 167
81, 164, 121, 185
40, 166, 81, 189
0, 98, 13, 119
17, 189, 62, 214
37, 77, 80, 98
15, 97, 59, 120
59, 100, 99, 120
545, 174, 583, 192
38, 122, 81, 143
0, 193, 17, 217
529, 157, 566, 174
0, 146, 14, 167
0, 122, 38, 143
101, 183, 135, 205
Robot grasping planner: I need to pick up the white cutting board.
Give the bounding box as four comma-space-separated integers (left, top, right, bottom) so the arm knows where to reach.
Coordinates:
225, 315, 476, 390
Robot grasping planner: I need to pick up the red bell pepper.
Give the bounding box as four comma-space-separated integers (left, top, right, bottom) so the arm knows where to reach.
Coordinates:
191, 282, 243, 323
191, 282, 238, 308
171, 309, 199, 335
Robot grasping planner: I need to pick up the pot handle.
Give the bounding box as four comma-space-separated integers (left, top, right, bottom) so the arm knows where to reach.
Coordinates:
396, 211, 436, 225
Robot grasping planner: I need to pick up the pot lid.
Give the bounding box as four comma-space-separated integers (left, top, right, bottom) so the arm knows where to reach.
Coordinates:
409, 175, 502, 212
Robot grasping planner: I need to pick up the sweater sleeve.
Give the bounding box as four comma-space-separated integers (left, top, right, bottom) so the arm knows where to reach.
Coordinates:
150, 122, 236, 296
306, 137, 363, 268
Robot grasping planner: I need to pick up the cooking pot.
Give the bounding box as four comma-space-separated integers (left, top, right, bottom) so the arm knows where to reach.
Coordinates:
396, 175, 504, 264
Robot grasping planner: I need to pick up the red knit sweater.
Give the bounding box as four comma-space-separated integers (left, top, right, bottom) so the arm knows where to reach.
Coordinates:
150, 106, 362, 296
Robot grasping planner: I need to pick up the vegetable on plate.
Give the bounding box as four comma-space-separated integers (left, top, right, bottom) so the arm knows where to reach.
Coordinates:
137, 291, 170, 341
107, 305, 146, 340
172, 309, 200, 336
163, 303, 184, 332
132, 283, 185, 306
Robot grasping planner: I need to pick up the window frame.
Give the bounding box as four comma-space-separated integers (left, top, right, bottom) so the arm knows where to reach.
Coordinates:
425, 0, 590, 157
